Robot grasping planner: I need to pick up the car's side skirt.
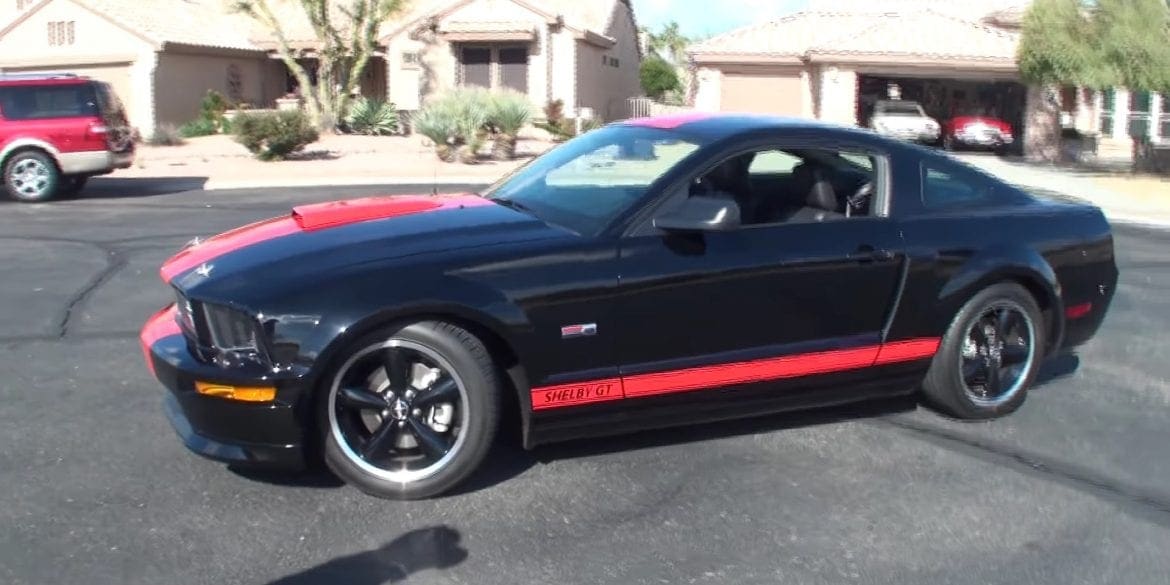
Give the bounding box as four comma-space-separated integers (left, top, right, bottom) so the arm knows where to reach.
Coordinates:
526, 361, 931, 447
529, 337, 939, 411
523, 336, 939, 447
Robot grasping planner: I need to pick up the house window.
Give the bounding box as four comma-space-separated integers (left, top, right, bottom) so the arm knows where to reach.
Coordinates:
402, 51, 420, 68
458, 45, 528, 94
47, 21, 75, 46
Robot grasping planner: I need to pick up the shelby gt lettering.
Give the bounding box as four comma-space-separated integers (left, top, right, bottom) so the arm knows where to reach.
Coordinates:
141, 113, 1118, 500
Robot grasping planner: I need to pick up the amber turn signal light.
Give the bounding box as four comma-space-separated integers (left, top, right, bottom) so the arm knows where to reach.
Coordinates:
195, 381, 277, 402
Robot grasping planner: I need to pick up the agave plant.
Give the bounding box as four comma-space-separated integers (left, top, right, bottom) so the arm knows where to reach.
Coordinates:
412, 100, 460, 162
446, 87, 492, 164
488, 90, 532, 160
345, 97, 400, 135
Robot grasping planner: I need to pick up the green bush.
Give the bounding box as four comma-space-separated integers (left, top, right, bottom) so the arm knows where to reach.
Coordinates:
178, 117, 217, 138
200, 90, 232, 131
232, 110, 319, 161
640, 56, 681, 101
345, 97, 400, 135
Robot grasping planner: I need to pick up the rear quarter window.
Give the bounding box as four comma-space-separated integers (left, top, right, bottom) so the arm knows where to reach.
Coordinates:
920, 162, 999, 210
0, 84, 99, 120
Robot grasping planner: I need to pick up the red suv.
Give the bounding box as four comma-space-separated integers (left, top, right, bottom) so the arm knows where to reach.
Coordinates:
0, 73, 135, 202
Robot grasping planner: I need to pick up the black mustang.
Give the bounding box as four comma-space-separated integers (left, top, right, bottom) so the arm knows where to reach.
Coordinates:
141, 113, 1118, 499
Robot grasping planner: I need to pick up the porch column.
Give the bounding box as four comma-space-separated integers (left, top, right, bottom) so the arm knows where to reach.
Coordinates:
1112, 88, 1129, 140
1092, 89, 1104, 135
1151, 93, 1163, 142
1074, 86, 1093, 133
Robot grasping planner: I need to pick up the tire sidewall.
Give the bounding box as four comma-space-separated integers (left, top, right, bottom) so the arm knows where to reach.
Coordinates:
928, 283, 1046, 419
318, 321, 500, 499
4, 151, 60, 203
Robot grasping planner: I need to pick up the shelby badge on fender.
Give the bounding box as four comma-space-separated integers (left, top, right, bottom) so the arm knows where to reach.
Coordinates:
140, 113, 1119, 499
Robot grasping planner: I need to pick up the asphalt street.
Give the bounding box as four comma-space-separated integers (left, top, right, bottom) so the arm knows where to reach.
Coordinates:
2, 178, 1169, 585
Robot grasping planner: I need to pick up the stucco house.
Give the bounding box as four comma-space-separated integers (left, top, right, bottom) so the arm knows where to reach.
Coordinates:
0, 0, 643, 136
687, 0, 1162, 158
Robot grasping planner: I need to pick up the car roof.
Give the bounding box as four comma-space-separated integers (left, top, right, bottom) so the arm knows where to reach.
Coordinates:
619, 112, 883, 144
0, 73, 93, 87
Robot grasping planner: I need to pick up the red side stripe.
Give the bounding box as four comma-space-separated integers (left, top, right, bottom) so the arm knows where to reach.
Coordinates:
623, 346, 880, 398
873, 338, 941, 365
529, 338, 941, 410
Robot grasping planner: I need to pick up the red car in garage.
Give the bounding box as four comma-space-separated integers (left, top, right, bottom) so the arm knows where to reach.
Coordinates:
941, 112, 1015, 152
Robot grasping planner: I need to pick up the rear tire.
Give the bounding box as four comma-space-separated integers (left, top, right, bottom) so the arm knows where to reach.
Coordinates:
320, 320, 502, 499
4, 150, 60, 202
922, 283, 1045, 420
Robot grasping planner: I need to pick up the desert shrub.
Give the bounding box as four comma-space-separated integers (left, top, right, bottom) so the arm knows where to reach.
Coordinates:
487, 90, 532, 159
535, 99, 600, 142
178, 117, 217, 138
231, 110, 319, 161
198, 90, 234, 132
148, 123, 186, 146
413, 88, 495, 163
345, 97, 400, 135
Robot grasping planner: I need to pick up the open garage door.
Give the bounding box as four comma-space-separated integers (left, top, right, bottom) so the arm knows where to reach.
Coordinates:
857, 74, 1026, 154
720, 66, 805, 116
4, 62, 134, 120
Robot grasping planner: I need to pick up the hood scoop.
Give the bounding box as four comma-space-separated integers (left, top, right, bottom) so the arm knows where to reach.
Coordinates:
291, 196, 444, 231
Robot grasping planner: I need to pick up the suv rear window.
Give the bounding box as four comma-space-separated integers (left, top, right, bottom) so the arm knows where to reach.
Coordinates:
0, 83, 100, 120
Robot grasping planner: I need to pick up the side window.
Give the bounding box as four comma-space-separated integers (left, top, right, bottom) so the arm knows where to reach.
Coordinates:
921, 164, 993, 209
688, 146, 883, 227
748, 150, 800, 175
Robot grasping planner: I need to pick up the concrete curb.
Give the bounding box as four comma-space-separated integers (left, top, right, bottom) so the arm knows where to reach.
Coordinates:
203, 176, 496, 191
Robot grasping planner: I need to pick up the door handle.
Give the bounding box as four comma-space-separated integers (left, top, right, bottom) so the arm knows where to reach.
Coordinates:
850, 245, 894, 262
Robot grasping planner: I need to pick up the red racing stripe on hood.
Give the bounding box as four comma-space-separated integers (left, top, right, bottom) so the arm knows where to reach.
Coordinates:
159, 194, 489, 283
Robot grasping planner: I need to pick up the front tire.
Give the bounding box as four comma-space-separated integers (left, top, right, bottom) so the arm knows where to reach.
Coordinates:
320, 320, 502, 499
922, 283, 1045, 420
4, 150, 60, 202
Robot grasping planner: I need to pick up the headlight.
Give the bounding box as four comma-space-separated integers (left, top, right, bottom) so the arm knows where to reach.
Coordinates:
203, 303, 265, 354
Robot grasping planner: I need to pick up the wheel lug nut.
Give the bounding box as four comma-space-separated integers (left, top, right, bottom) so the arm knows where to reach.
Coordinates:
412, 409, 422, 417
398, 420, 406, 427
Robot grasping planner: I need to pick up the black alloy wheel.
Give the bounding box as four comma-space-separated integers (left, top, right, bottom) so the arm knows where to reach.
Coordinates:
922, 283, 1045, 419
321, 321, 502, 499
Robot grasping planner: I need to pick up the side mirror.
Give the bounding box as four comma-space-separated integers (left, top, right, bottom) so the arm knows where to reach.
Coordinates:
652, 195, 741, 232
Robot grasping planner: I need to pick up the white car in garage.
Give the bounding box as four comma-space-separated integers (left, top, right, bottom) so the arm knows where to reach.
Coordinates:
868, 100, 941, 144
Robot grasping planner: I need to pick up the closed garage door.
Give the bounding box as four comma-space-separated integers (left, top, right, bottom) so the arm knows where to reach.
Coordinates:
6, 62, 133, 117
721, 67, 805, 116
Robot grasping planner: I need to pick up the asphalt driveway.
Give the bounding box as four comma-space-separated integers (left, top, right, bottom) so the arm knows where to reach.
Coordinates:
2, 179, 1169, 584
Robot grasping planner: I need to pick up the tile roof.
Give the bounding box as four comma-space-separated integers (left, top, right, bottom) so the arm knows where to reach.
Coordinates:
78, 0, 261, 51
812, 11, 1020, 61
689, 9, 1020, 64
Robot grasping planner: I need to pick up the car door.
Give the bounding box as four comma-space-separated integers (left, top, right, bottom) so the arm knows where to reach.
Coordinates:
613, 142, 908, 405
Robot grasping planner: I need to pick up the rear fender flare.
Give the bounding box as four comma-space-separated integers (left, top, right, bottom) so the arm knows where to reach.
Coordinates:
937, 245, 1064, 352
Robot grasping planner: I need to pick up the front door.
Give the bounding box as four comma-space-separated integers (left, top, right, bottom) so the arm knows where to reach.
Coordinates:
614, 144, 907, 403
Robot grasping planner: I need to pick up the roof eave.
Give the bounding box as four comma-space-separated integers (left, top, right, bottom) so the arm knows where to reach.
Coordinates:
575, 29, 616, 48
808, 51, 1018, 70
690, 52, 806, 66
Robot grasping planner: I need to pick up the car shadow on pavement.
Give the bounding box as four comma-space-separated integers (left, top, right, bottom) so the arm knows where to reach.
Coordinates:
263, 525, 468, 585
81, 176, 209, 198
531, 395, 922, 463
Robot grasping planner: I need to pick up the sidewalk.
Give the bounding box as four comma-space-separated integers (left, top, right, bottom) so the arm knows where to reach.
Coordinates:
956, 154, 1170, 229
110, 133, 549, 191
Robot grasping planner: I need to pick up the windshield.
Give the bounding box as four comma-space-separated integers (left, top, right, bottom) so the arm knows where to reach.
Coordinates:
876, 101, 924, 116
482, 124, 706, 234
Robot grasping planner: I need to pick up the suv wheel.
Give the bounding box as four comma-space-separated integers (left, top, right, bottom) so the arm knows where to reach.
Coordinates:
4, 151, 60, 202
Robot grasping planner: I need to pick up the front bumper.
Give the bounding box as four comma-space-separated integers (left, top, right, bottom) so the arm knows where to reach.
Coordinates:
877, 128, 939, 143
953, 131, 1014, 147
140, 305, 309, 469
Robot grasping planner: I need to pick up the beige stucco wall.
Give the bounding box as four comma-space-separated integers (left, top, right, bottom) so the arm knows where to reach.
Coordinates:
153, 51, 273, 128
692, 67, 722, 111
573, 2, 642, 121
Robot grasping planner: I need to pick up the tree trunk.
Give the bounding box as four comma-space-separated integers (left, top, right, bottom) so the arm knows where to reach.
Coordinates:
1023, 84, 1062, 162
